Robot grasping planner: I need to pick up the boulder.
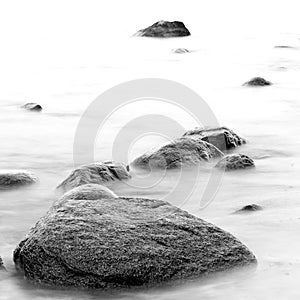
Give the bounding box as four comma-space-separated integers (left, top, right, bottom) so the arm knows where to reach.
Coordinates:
14, 192, 256, 289
243, 77, 272, 86
135, 21, 191, 38
172, 48, 189, 54
234, 204, 263, 214
56, 161, 130, 193
131, 137, 223, 170
0, 170, 37, 187
215, 154, 255, 171
183, 127, 246, 151
21, 103, 42, 112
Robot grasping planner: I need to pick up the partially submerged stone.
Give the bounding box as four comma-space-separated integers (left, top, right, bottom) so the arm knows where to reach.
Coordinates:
14, 194, 256, 289
243, 77, 272, 86
172, 48, 189, 54
183, 127, 246, 151
234, 204, 263, 214
135, 21, 191, 38
131, 137, 223, 170
215, 154, 255, 171
0, 256, 5, 270
21, 103, 42, 112
0, 170, 37, 187
56, 161, 130, 192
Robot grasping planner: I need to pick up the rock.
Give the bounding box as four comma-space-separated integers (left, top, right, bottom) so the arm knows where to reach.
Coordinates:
21, 103, 42, 112
243, 77, 272, 86
183, 127, 246, 151
215, 154, 255, 171
131, 137, 223, 170
274, 45, 294, 49
56, 161, 130, 193
135, 21, 191, 38
172, 48, 189, 54
58, 184, 118, 204
0, 256, 5, 270
234, 204, 263, 214
0, 170, 37, 187
14, 193, 256, 289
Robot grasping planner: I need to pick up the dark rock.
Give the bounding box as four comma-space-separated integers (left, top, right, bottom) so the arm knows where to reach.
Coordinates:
243, 77, 272, 86
274, 45, 294, 49
56, 161, 131, 193
172, 48, 189, 54
21, 103, 42, 112
183, 127, 246, 151
131, 137, 223, 170
235, 204, 263, 214
135, 21, 191, 38
215, 154, 255, 171
14, 192, 256, 289
0, 170, 37, 187
0, 256, 5, 270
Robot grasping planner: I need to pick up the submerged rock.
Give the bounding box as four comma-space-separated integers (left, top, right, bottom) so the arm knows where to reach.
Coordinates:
131, 137, 223, 170
235, 204, 263, 214
135, 21, 191, 38
183, 127, 246, 151
14, 192, 256, 289
172, 48, 189, 54
0, 170, 37, 187
243, 77, 272, 86
57, 161, 130, 192
21, 103, 42, 112
215, 154, 255, 171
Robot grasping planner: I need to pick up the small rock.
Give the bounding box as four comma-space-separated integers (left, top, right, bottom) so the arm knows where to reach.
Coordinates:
183, 127, 246, 151
58, 184, 118, 204
0, 256, 5, 270
172, 48, 189, 54
21, 103, 42, 112
135, 20, 191, 38
274, 46, 294, 49
14, 193, 256, 288
131, 137, 223, 170
235, 204, 263, 214
0, 170, 37, 187
243, 77, 272, 86
56, 161, 130, 193
215, 154, 255, 171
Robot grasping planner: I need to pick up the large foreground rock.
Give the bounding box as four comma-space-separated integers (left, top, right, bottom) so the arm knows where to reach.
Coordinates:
243, 77, 272, 86
14, 188, 256, 289
183, 127, 246, 151
131, 137, 223, 169
135, 21, 191, 37
57, 161, 130, 192
21, 103, 42, 112
215, 154, 255, 171
0, 170, 37, 187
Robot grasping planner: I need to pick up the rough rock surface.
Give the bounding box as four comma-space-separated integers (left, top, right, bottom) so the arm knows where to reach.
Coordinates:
57, 161, 130, 192
234, 204, 263, 214
172, 48, 189, 54
131, 137, 223, 169
243, 77, 272, 86
21, 103, 42, 112
14, 193, 256, 289
135, 21, 191, 38
215, 154, 255, 171
183, 127, 246, 151
0, 170, 37, 187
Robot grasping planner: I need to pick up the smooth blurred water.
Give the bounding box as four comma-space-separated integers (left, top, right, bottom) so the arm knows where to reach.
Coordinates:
1, 1, 300, 299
